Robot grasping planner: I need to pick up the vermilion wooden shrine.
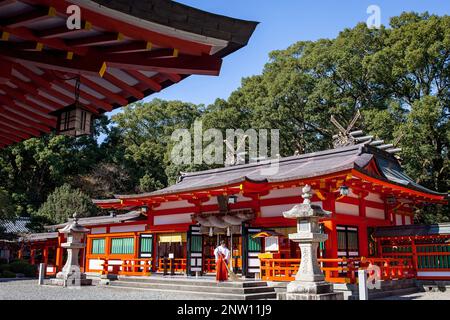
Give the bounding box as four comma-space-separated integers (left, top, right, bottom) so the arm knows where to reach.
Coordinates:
0, 0, 257, 146
21, 143, 449, 282
3, 0, 449, 284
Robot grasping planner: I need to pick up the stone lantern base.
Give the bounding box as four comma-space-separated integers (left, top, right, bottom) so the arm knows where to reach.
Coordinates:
285, 281, 344, 300
49, 277, 93, 287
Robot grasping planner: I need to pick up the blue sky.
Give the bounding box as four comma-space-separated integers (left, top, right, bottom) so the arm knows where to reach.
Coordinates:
105, 0, 449, 118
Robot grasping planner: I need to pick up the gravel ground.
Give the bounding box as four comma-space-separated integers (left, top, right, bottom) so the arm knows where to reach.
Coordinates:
380, 290, 450, 300
2, 279, 450, 300
0, 279, 208, 300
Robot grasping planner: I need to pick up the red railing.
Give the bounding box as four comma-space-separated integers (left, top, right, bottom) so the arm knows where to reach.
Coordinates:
101, 258, 152, 276
157, 258, 186, 273
260, 257, 415, 283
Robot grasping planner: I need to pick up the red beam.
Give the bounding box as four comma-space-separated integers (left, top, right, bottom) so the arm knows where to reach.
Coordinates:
0, 139, 12, 147
0, 0, 17, 9
0, 26, 89, 56
0, 107, 53, 133
105, 54, 223, 76
102, 72, 144, 100
0, 131, 22, 143
0, 60, 12, 84
46, 73, 113, 112
66, 32, 124, 47
4, 79, 62, 112
98, 41, 154, 54
0, 85, 59, 116
76, 75, 129, 106
165, 73, 182, 83
125, 70, 161, 92
35, 21, 92, 39
0, 115, 41, 136
1, 6, 56, 28
0, 125, 31, 140
11, 64, 74, 106
24, 0, 212, 56
0, 45, 101, 76
2, 102, 56, 127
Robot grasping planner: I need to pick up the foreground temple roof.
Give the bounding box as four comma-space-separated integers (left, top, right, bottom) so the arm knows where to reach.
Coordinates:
94, 144, 447, 208
0, 0, 258, 148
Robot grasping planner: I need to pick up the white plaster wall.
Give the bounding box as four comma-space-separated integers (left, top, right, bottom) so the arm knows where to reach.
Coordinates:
260, 202, 322, 217
110, 224, 146, 233
91, 227, 107, 234
365, 192, 383, 203
260, 187, 303, 199
404, 216, 412, 225
154, 213, 193, 225
335, 202, 359, 216
155, 200, 194, 210
395, 214, 403, 226
366, 207, 385, 220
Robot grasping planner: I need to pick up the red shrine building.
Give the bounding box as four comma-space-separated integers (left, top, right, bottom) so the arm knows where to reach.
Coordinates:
21, 143, 449, 282
1, 0, 448, 284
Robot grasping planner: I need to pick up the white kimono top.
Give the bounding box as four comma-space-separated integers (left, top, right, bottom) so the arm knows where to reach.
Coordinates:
214, 245, 231, 262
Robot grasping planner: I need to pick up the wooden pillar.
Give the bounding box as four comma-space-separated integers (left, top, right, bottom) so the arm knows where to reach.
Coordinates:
411, 238, 418, 274
30, 249, 35, 265
358, 192, 369, 258
358, 225, 368, 258
323, 220, 338, 259
134, 233, 139, 259
18, 246, 23, 260
377, 238, 383, 258
322, 193, 338, 259
43, 246, 49, 266
55, 234, 64, 272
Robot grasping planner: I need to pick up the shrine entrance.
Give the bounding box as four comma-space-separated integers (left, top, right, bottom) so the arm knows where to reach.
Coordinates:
187, 210, 254, 276
156, 233, 187, 274
203, 232, 243, 274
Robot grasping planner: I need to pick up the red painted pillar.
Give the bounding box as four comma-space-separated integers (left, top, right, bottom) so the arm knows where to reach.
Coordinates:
55, 234, 64, 272
322, 193, 338, 259
358, 193, 369, 258
43, 246, 49, 266
30, 249, 35, 265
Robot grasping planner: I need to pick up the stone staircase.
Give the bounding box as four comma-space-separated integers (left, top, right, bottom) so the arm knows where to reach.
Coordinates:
101, 276, 277, 300
272, 279, 420, 300
333, 279, 420, 300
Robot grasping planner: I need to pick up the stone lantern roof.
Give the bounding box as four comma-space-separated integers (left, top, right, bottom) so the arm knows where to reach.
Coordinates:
58, 213, 89, 234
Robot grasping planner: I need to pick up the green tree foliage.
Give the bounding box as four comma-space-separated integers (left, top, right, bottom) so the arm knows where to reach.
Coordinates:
0, 188, 14, 220
36, 184, 98, 224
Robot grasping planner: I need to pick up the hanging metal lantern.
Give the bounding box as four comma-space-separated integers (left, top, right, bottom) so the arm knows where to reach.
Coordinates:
51, 77, 95, 137
52, 102, 94, 137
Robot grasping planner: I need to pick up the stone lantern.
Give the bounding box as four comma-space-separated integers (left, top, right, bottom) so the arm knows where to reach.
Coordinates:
282, 185, 343, 300
52, 213, 92, 287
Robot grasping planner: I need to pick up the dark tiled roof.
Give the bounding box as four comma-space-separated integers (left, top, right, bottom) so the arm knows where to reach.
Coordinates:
374, 223, 450, 238
115, 144, 446, 200
92, 0, 258, 55
0, 218, 31, 234
21, 232, 59, 242
45, 211, 144, 230
118, 144, 369, 198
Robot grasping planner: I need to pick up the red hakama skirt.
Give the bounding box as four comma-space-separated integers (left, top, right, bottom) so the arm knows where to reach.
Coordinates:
216, 253, 228, 282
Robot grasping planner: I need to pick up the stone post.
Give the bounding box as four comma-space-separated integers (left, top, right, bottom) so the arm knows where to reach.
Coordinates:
358, 269, 369, 300
282, 185, 343, 300
51, 213, 92, 287
38, 263, 45, 285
